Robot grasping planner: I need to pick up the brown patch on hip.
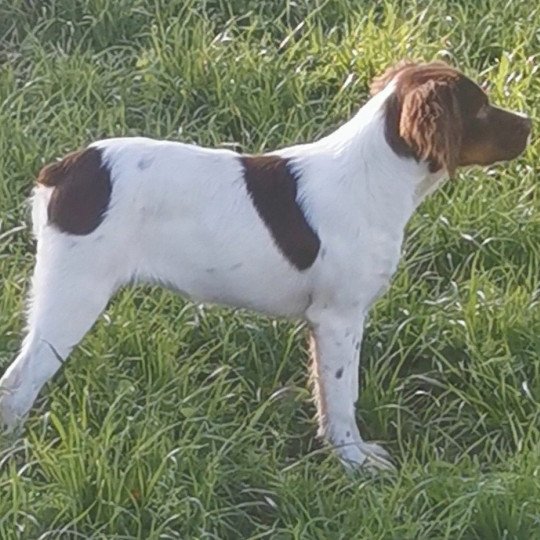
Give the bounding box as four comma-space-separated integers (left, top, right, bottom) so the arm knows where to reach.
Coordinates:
240, 154, 320, 271
37, 147, 112, 235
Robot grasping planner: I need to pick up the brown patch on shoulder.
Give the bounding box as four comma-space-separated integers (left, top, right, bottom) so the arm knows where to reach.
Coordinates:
38, 147, 112, 235
240, 155, 320, 271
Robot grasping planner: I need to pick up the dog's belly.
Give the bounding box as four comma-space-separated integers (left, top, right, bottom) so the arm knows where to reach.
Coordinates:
166, 269, 311, 317
131, 217, 314, 318
155, 260, 312, 318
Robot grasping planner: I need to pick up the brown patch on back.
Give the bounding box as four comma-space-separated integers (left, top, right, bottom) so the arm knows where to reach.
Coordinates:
38, 147, 112, 235
241, 155, 320, 271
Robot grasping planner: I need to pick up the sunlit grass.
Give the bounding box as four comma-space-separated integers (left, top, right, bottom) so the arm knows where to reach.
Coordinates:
0, 0, 539, 537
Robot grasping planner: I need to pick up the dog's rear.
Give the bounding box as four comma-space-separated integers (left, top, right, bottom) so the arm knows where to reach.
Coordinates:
0, 138, 316, 430
0, 149, 119, 428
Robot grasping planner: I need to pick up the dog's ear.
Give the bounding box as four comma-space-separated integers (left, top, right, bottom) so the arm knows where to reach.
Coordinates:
370, 61, 417, 96
399, 79, 462, 175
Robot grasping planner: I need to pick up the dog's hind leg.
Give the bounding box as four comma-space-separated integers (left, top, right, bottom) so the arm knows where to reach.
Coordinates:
0, 231, 119, 431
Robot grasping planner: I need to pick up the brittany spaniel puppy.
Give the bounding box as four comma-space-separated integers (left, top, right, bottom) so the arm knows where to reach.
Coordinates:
0, 61, 531, 469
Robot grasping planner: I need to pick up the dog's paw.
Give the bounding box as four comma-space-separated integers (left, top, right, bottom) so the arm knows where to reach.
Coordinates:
338, 440, 395, 472
357, 441, 395, 470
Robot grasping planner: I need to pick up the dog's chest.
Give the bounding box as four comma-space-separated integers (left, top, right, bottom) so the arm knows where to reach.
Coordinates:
335, 228, 402, 308
310, 191, 406, 311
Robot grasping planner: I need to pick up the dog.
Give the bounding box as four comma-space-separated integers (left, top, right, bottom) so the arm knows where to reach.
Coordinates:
0, 61, 531, 469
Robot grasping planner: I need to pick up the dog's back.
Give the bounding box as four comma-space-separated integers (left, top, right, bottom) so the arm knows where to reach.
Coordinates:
32, 137, 315, 317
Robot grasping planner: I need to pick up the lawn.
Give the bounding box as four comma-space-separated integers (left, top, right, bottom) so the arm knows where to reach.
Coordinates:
0, 0, 539, 538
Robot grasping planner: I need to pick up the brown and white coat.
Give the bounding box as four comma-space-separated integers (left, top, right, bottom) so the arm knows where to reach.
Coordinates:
0, 61, 531, 469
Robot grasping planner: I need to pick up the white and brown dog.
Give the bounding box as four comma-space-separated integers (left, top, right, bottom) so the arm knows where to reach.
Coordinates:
0, 61, 531, 468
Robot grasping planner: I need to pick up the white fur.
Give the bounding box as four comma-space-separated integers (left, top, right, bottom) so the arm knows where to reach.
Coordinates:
0, 82, 447, 468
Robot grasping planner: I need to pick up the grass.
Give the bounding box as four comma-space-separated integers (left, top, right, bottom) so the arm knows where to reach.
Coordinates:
0, 0, 539, 537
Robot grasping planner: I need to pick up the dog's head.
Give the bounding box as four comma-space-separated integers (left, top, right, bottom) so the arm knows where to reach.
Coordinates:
371, 61, 531, 176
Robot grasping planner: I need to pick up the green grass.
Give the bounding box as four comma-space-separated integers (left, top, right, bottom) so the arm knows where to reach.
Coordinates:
0, 0, 539, 537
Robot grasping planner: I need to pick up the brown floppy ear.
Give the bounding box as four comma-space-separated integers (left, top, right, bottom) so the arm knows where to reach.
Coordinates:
399, 79, 462, 175
370, 61, 417, 96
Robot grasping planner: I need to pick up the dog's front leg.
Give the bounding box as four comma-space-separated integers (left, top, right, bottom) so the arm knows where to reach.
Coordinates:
308, 310, 393, 469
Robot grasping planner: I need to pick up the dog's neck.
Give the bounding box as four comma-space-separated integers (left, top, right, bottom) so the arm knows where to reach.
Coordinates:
310, 82, 449, 210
